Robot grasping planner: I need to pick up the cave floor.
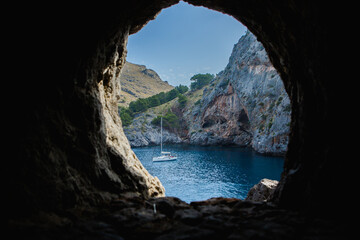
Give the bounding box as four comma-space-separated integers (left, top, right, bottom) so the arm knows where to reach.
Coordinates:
8, 196, 344, 240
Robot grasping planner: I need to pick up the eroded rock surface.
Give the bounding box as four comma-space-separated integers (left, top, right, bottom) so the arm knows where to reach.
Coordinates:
246, 178, 279, 202
9, 196, 341, 240
188, 31, 290, 155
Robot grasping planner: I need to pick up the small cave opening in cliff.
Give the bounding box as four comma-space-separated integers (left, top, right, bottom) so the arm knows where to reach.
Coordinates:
120, 1, 291, 203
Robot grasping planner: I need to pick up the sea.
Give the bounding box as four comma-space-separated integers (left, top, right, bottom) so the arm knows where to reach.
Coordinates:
133, 145, 284, 203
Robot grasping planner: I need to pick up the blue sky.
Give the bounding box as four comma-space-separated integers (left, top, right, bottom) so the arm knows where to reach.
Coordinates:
126, 1, 247, 87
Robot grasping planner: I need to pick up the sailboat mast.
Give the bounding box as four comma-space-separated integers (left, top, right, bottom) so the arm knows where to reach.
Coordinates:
160, 116, 163, 153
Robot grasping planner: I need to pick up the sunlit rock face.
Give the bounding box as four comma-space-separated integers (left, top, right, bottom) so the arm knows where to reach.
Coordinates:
188, 31, 290, 155
246, 178, 279, 202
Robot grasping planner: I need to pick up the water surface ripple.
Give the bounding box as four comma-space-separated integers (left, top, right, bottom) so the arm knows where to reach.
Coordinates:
133, 145, 284, 203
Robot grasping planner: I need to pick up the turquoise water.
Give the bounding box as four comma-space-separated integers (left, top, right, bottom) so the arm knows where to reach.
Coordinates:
133, 145, 284, 203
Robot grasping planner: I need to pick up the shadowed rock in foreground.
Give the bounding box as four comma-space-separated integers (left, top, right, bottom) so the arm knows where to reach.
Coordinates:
9, 196, 341, 240
246, 178, 279, 202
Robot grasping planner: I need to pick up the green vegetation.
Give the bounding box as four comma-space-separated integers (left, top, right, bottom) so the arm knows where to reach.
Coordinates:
175, 84, 189, 94
118, 62, 174, 107
119, 107, 133, 127
177, 94, 188, 108
119, 84, 189, 126
119, 73, 212, 128
128, 84, 189, 113
190, 73, 214, 91
151, 111, 180, 129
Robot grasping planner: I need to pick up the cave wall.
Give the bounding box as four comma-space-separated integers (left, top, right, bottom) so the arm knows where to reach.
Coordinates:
7, 1, 179, 217
7, 0, 339, 219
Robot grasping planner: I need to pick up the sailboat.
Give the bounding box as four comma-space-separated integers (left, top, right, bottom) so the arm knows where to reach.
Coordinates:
153, 117, 177, 162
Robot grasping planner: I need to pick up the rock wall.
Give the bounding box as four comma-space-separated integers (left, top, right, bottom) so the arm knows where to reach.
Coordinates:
186, 31, 290, 155
7, 1, 179, 218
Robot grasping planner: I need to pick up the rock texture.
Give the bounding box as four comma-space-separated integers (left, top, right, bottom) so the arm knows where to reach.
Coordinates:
246, 178, 279, 202
7, 0, 346, 239
9, 196, 341, 240
7, 1, 176, 218
124, 31, 290, 156
124, 112, 182, 147
186, 31, 290, 155
119, 61, 174, 107
187, 83, 253, 147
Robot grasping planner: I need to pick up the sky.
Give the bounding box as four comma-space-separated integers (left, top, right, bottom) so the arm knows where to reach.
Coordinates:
126, 1, 247, 87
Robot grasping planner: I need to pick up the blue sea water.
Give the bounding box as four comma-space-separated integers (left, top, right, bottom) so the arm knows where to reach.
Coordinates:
133, 145, 284, 203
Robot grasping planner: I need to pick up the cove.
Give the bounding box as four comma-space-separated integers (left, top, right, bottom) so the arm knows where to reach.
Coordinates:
133, 145, 284, 203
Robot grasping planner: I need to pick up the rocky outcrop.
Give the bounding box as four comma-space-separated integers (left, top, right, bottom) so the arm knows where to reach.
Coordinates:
189, 84, 252, 146
124, 112, 182, 147
186, 31, 290, 155
246, 178, 279, 202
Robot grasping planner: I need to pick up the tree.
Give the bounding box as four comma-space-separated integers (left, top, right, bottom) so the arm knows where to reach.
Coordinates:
156, 92, 166, 104
148, 95, 161, 108
190, 73, 214, 91
165, 88, 179, 102
151, 111, 179, 129
175, 84, 189, 94
129, 98, 149, 113
119, 107, 133, 126
177, 94, 188, 108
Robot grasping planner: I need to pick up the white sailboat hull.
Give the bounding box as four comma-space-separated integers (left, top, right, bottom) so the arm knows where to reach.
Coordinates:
152, 155, 177, 162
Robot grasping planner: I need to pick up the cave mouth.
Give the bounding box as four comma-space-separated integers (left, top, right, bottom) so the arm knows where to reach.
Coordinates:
122, 1, 290, 203
7, 2, 343, 238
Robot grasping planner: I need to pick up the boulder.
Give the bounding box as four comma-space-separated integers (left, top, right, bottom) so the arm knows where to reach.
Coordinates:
246, 178, 279, 202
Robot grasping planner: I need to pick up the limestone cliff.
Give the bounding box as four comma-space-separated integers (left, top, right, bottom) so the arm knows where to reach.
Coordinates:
125, 31, 291, 155
188, 30, 291, 155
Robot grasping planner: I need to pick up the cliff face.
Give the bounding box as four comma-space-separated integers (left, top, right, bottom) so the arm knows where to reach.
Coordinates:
189, 31, 291, 155
188, 84, 252, 147
119, 61, 174, 107
125, 31, 291, 155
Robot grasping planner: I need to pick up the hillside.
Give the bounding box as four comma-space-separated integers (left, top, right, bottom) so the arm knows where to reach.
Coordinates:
122, 31, 291, 155
118, 61, 174, 107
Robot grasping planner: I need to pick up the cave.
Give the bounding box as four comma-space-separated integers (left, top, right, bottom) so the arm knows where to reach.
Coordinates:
6, 0, 346, 239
